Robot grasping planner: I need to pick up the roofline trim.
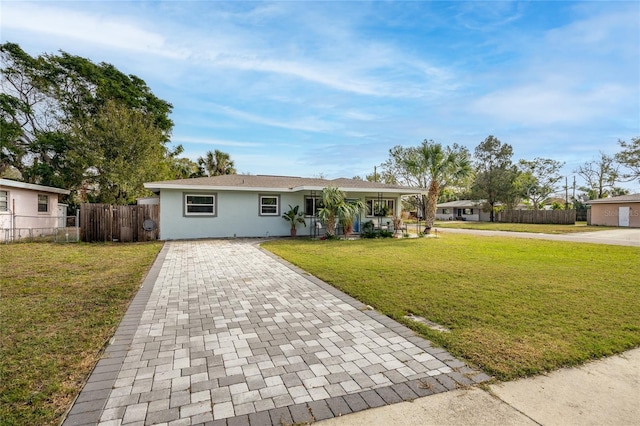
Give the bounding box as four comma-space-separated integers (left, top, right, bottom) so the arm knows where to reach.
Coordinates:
0, 178, 70, 195
586, 199, 640, 204
144, 183, 425, 194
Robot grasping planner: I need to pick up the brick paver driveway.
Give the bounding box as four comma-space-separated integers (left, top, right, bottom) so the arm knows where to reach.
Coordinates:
64, 240, 488, 426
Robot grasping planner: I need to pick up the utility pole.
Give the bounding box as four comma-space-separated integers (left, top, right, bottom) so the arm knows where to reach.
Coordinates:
565, 176, 569, 209
373, 166, 377, 182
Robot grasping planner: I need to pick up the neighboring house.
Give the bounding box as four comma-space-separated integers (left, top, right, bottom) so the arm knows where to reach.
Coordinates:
0, 178, 71, 241
435, 200, 490, 221
586, 194, 640, 228
143, 175, 423, 240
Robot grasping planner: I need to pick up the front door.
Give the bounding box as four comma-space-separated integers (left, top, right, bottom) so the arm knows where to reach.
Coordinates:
619, 207, 630, 227
346, 199, 361, 233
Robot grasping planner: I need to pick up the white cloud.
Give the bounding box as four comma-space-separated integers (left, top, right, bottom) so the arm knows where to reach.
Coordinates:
467, 4, 638, 129
172, 136, 262, 148
2, 2, 186, 59
211, 55, 381, 96
3, 2, 456, 100
470, 83, 629, 125
206, 103, 337, 133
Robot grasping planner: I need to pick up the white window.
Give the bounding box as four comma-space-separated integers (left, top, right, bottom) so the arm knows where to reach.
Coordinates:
259, 195, 279, 216
0, 191, 8, 212
38, 194, 49, 213
184, 193, 216, 216
366, 198, 395, 217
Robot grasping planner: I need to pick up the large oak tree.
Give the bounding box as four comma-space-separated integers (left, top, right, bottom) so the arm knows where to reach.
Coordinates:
1, 42, 179, 204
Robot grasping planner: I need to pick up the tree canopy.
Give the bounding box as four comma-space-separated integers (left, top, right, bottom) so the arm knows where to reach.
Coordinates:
573, 152, 620, 200
0, 42, 178, 204
380, 140, 472, 226
404, 140, 472, 230
471, 135, 520, 221
517, 158, 564, 209
198, 149, 236, 177
616, 137, 640, 184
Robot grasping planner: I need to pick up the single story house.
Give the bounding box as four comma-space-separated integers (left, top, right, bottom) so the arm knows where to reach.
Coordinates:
586, 193, 640, 228
435, 200, 490, 221
144, 175, 423, 240
0, 178, 71, 241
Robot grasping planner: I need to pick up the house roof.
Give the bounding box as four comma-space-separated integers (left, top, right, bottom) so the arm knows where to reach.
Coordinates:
436, 200, 482, 208
144, 175, 424, 194
0, 178, 70, 195
586, 193, 640, 204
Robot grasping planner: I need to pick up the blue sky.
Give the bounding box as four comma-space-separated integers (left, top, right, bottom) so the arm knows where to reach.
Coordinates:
2, 1, 639, 191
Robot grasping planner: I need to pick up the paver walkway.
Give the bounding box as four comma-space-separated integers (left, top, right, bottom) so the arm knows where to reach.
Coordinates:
63, 240, 488, 426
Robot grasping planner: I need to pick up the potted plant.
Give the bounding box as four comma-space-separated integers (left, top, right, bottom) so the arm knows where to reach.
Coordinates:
282, 205, 306, 236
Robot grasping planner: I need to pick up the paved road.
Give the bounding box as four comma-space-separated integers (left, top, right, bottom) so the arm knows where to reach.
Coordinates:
63, 240, 488, 426
433, 227, 640, 247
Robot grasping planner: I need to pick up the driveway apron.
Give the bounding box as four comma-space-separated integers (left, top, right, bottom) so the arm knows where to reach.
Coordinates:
64, 240, 489, 426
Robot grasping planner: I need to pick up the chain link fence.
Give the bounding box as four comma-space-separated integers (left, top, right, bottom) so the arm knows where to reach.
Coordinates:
1, 213, 80, 243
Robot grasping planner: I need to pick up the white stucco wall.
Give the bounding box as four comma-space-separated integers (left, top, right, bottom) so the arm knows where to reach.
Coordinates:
159, 190, 305, 239
158, 189, 404, 240
0, 185, 63, 240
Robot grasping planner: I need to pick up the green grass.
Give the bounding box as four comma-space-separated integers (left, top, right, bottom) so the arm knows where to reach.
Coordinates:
263, 236, 640, 380
431, 221, 619, 234
0, 242, 163, 426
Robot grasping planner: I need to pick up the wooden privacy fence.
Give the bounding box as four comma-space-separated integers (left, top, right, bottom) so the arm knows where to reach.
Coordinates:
496, 209, 576, 225
80, 204, 159, 242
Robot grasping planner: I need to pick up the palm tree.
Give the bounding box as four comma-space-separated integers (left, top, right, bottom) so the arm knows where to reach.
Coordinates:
407, 141, 472, 233
198, 149, 236, 176
317, 186, 365, 238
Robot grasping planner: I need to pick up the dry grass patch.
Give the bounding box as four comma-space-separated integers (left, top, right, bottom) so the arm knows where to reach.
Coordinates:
263, 235, 640, 380
0, 242, 163, 426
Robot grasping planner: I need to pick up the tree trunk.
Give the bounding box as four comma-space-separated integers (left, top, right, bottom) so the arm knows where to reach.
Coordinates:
325, 216, 336, 237
424, 181, 439, 233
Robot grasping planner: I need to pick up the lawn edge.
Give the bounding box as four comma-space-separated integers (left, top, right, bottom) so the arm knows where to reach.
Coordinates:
60, 242, 168, 426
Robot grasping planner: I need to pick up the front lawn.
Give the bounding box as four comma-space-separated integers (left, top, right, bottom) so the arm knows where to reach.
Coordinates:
262, 235, 640, 380
0, 242, 163, 426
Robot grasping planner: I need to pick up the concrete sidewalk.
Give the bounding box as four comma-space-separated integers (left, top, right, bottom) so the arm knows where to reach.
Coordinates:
319, 347, 640, 426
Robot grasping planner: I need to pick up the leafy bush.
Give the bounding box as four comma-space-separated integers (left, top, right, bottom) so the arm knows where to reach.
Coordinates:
360, 220, 393, 238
